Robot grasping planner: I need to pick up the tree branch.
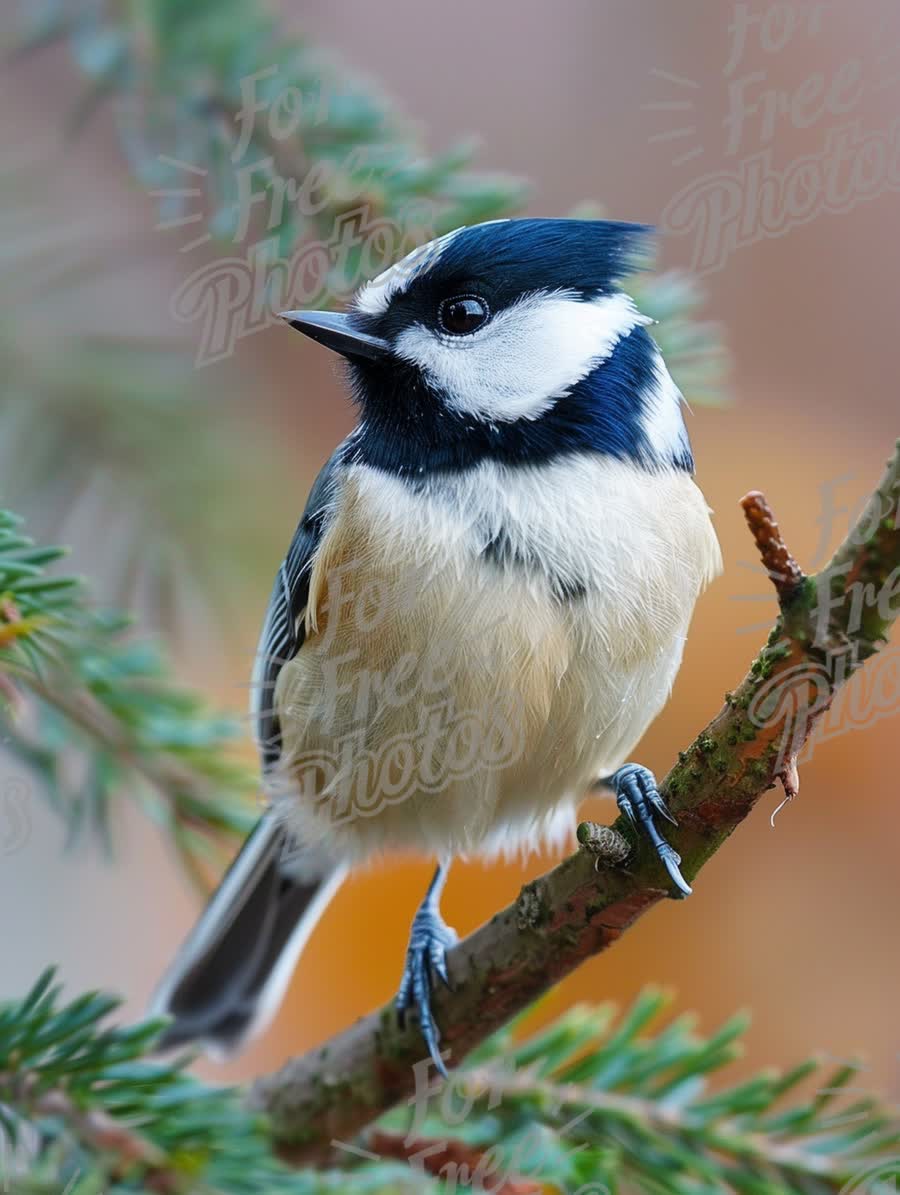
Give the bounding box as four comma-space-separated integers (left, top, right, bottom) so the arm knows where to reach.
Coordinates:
249, 440, 900, 1163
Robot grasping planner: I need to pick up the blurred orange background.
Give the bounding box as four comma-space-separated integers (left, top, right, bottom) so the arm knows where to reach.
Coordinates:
1, 0, 898, 1102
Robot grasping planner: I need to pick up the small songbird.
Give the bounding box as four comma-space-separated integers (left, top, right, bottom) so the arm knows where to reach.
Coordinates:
151, 218, 722, 1073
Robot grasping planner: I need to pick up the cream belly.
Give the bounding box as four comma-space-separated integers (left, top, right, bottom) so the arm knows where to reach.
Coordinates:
272, 455, 722, 862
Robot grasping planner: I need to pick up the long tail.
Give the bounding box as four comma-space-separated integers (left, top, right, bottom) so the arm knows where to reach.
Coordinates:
150, 813, 345, 1056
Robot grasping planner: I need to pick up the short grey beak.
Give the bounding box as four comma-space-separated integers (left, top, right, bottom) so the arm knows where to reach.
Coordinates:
279, 310, 389, 361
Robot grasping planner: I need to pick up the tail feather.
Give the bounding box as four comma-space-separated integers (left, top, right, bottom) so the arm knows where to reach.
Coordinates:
150, 814, 344, 1056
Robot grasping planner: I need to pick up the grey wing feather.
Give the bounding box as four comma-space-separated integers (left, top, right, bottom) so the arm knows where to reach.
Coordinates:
150, 446, 348, 1056
251, 447, 344, 768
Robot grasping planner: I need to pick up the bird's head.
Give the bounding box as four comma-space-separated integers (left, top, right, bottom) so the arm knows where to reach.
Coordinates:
282, 218, 692, 477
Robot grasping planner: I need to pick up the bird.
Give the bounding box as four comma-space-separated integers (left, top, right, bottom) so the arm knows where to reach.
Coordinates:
150, 217, 723, 1075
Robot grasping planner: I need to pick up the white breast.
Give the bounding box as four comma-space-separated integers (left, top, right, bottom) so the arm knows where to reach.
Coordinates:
272, 454, 722, 862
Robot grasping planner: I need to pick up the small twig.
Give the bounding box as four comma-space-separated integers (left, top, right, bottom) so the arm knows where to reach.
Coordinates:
771, 752, 801, 826
741, 490, 806, 602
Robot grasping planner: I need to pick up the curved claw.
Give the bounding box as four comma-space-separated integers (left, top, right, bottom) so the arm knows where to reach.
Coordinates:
430, 940, 453, 990
396, 909, 456, 1077
649, 788, 678, 826
618, 796, 637, 825
658, 844, 692, 896
611, 763, 692, 897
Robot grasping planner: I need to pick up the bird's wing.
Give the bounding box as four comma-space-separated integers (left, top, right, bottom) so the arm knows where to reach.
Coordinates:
149, 447, 349, 1056
250, 446, 345, 769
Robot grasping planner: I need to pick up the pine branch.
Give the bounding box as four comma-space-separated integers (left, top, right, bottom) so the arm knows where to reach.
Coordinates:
373, 990, 900, 1194
250, 440, 900, 1161
0, 971, 322, 1193
0, 511, 257, 887
2, 974, 898, 1193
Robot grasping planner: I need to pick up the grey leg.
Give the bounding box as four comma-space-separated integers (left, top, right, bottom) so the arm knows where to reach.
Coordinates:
396, 859, 458, 1076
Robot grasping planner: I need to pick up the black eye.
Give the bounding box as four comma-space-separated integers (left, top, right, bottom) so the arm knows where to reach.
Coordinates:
437, 294, 490, 336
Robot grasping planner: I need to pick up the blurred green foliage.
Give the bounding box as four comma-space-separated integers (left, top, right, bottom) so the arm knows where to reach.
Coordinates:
0, 510, 256, 887
2, 974, 896, 1193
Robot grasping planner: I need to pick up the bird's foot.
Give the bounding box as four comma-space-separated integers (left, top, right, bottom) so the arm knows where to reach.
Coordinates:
396, 902, 458, 1077
609, 763, 692, 897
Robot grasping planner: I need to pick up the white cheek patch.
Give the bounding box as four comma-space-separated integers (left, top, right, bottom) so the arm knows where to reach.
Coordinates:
393, 290, 649, 423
